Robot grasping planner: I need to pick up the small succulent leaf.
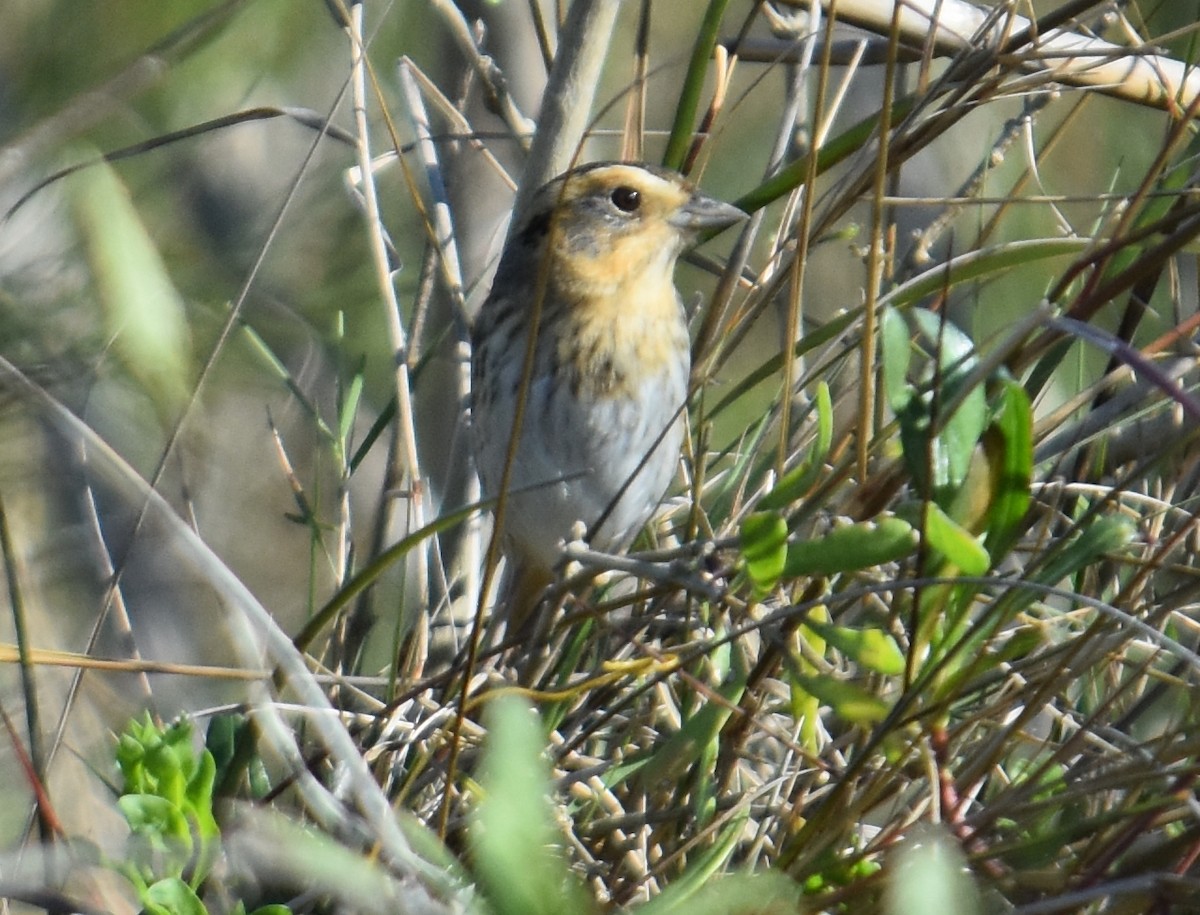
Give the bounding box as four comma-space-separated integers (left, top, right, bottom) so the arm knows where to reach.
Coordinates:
783, 517, 917, 577
802, 620, 906, 676
983, 380, 1033, 557
741, 511, 789, 591
920, 502, 991, 575
791, 673, 890, 724
882, 306, 914, 413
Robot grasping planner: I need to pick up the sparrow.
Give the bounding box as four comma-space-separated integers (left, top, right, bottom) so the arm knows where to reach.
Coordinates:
470, 161, 746, 631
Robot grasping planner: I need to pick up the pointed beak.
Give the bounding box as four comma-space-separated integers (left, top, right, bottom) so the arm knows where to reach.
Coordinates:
669, 190, 748, 233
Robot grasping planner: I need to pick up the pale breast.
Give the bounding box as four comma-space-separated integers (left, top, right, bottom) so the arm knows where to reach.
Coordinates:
503, 363, 687, 571
472, 298, 690, 574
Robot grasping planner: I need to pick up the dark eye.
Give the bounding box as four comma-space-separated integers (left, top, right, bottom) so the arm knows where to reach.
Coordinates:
610, 186, 641, 213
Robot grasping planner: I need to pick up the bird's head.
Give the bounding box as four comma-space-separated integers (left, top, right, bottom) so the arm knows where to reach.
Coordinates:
504, 162, 746, 299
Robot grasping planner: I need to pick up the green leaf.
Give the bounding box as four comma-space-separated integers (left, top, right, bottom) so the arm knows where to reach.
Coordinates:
802, 620, 906, 676
142, 878, 207, 915
910, 310, 988, 496
783, 517, 917, 576
338, 367, 365, 460
740, 512, 788, 592
919, 503, 991, 575
734, 94, 919, 214
983, 380, 1033, 557
70, 154, 192, 414
118, 794, 188, 843
118, 716, 189, 801
295, 496, 489, 652
813, 381, 833, 456
640, 677, 745, 787
880, 238, 1088, 313
216, 810, 437, 912
884, 825, 981, 915
758, 382, 833, 510
115, 715, 220, 887
671, 814, 746, 895
206, 712, 261, 799
881, 307, 913, 414
183, 746, 218, 838
204, 714, 241, 784
1035, 516, 1136, 587
640, 849, 801, 915
790, 673, 890, 724
662, 0, 733, 171
471, 697, 592, 915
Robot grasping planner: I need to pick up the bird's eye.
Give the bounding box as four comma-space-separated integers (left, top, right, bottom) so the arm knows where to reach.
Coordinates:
610, 186, 641, 213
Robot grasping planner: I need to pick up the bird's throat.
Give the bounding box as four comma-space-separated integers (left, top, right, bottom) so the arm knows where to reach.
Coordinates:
552, 271, 687, 401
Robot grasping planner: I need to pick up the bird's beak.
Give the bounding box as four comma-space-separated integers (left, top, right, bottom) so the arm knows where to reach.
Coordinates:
669, 191, 748, 233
